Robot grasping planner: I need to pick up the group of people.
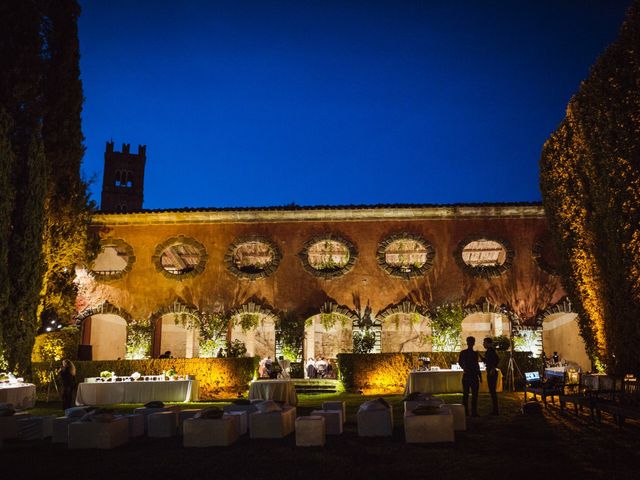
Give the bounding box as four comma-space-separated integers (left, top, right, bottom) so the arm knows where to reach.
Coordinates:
258, 356, 291, 379
305, 356, 333, 379
458, 336, 500, 417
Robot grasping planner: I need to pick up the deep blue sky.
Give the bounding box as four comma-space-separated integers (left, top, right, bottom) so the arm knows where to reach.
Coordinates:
78, 0, 631, 209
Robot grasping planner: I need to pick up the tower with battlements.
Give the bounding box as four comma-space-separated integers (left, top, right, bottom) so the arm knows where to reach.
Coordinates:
100, 141, 146, 212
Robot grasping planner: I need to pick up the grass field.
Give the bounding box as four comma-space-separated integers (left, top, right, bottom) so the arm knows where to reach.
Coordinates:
4, 392, 639, 480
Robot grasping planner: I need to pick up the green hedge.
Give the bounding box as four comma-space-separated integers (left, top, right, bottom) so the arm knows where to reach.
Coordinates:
33, 357, 258, 401
337, 351, 542, 394
31, 327, 80, 363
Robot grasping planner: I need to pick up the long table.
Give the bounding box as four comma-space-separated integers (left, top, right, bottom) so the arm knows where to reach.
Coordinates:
248, 380, 298, 406
404, 370, 503, 395
0, 383, 36, 409
75, 379, 199, 405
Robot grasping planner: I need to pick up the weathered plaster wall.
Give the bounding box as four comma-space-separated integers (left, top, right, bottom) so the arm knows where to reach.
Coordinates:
77, 206, 565, 327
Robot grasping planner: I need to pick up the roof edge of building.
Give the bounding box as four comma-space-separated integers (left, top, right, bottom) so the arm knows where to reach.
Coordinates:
93, 202, 546, 225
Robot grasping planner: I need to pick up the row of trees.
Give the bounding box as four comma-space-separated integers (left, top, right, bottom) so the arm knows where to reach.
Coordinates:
540, 2, 640, 374
0, 1, 96, 376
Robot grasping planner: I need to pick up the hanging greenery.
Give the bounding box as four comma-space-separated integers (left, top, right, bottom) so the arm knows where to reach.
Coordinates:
430, 302, 464, 352
235, 313, 260, 332
125, 322, 152, 359
276, 313, 304, 361
174, 311, 229, 357
353, 330, 376, 354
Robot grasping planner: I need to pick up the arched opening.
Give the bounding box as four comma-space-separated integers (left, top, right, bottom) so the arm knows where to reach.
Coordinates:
84, 314, 127, 360
542, 312, 590, 370
229, 312, 276, 359
461, 312, 510, 350
303, 313, 353, 361
158, 313, 200, 358
380, 313, 431, 352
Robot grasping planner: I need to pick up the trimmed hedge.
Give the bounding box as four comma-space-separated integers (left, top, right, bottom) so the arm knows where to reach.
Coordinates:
337, 351, 543, 394
33, 357, 259, 401
31, 327, 80, 363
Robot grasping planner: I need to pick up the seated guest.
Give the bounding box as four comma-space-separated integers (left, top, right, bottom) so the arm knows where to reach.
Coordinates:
315, 357, 328, 378
306, 358, 316, 379
159, 350, 171, 359
278, 355, 291, 379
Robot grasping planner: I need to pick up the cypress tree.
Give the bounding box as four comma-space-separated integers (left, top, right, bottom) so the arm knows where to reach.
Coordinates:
0, 109, 14, 356
540, 2, 640, 375
39, 0, 97, 324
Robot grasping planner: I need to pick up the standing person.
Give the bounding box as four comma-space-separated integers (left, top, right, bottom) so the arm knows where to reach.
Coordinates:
306, 357, 316, 378
278, 355, 291, 379
458, 336, 481, 417
58, 359, 76, 411
482, 337, 500, 415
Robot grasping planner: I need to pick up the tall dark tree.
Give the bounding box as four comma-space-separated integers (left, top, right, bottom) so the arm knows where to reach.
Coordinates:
0, 0, 93, 376
0, 1, 48, 376
540, 2, 640, 375
39, 0, 97, 324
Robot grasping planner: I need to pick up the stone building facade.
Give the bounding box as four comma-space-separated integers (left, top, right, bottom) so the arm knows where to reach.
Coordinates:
74, 203, 590, 369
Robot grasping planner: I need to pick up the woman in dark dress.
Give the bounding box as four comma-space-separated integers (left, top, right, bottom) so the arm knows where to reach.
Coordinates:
59, 359, 76, 411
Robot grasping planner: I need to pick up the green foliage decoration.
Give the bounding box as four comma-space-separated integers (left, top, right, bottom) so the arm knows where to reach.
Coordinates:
430, 302, 464, 352
31, 327, 80, 363
125, 322, 152, 359
276, 313, 304, 361
352, 330, 376, 354
540, 2, 640, 374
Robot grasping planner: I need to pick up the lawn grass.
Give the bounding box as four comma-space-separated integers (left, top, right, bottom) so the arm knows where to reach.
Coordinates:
4, 392, 639, 480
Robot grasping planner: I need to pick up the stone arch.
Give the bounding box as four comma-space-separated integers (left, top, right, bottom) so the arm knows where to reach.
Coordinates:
460, 299, 511, 350
228, 301, 279, 359
76, 302, 132, 360
150, 299, 202, 358
303, 301, 357, 363
538, 298, 590, 370
377, 300, 432, 352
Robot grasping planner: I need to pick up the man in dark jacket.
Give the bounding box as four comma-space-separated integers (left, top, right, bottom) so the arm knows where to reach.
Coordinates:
483, 337, 500, 415
458, 336, 481, 417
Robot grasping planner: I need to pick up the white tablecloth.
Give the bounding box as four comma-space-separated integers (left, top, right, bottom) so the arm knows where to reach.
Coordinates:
75, 380, 199, 405
0, 383, 36, 409
404, 370, 503, 395
248, 380, 298, 405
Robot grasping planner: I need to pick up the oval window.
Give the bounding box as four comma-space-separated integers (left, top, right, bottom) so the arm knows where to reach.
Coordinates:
377, 234, 435, 278
153, 236, 207, 279
455, 236, 513, 278
225, 237, 281, 279
461, 239, 507, 267
299, 235, 357, 278
91, 239, 135, 281
308, 240, 350, 271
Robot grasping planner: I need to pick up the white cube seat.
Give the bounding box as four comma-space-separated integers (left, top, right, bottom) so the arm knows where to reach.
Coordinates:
18, 416, 54, 440
322, 401, 346, 423
223, 411, 248, 435
295, 416, 325, 446
440, 404, 466, 431
134, 406, 180, 432
147, 411, 177, 438
0, 413, 30, 440
125, 414, 145, 438
183, 416, 240, 447
404, 398, 444, 414
310, 409, 343, 435
52, 416, 76, 443
178, 409, 201, 435
404, 410, 454, 443
68, 417, 129, 449
357, 408, 393, 437
249, 406, 296, 439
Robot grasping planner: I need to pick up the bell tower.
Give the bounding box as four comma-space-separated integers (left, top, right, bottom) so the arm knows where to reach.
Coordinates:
100, 141, 146, 212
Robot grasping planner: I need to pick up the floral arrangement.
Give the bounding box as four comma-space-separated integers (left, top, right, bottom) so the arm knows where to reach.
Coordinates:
100, 370, 115, 379
165, 367, 178, 379
0, 372, 9, 382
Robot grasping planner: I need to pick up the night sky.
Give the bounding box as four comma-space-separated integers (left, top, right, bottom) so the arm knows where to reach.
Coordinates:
78, 0, 631, 210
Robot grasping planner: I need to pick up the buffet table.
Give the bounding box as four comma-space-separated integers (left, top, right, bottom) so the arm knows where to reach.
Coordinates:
75, 379, 199, 405
404, 370, 503, 395
248, 379, 298, 405
0, 383, 36, 409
